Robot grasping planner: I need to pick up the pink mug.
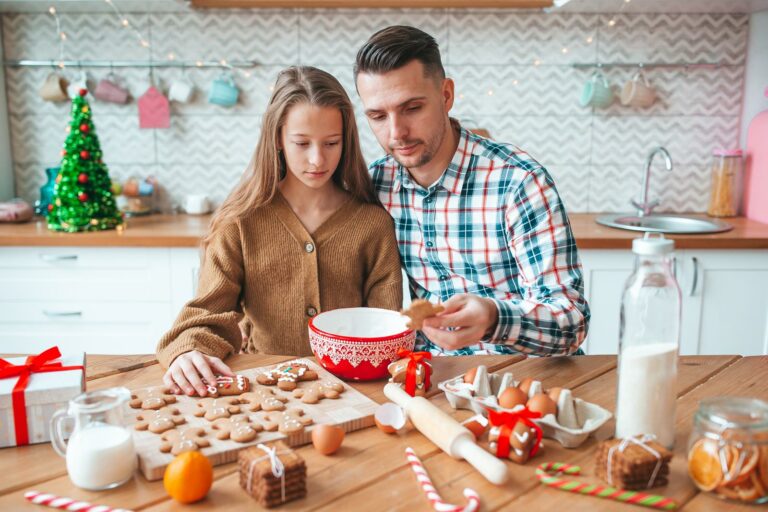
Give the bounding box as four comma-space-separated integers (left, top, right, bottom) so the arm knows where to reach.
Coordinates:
93, 76, 129, 104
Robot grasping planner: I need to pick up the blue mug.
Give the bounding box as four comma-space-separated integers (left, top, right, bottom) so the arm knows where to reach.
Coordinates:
208, 74, 239, 107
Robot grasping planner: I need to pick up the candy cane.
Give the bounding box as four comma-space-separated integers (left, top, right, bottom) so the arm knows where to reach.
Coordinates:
405, 447, 480, 512
24, 491, 134, 512
536, 462, 678, 510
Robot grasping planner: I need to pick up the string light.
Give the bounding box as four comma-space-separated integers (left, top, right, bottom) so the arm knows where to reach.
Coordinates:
512, 79, 519, 86
586, 36, 594, 44
102, 0, 150, 49
561, 47, 569, 54
48, 5, 66, 66
533, 58, 542, 66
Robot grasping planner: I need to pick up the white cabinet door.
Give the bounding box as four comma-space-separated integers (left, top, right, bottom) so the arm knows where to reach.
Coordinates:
169, 247, 201, 316
681, 250, 768, 355
579, 250, 634, 354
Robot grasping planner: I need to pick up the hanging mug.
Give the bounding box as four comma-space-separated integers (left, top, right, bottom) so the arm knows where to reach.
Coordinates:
67, 71, 89, 99
620, 70, 656, 108
39, 72, 69, 102
208, 73, 239, 107
579, 71, 613, 108
93, 73, 129, 104
169, 73, 195, 103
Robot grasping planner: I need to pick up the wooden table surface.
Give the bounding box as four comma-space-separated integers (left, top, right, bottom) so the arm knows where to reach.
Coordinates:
2, 354, 765, 511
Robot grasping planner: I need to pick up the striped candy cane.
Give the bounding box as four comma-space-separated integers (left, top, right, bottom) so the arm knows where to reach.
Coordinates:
405, 447, 481, 512
24, 491, 134, 512
536, 462, 678, 510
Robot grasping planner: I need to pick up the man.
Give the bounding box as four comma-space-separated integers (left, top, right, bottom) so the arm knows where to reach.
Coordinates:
354, 26, 590, 356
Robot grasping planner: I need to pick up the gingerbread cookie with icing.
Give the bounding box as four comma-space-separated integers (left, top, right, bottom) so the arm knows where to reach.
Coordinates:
489, 421, 540, 464
129, 387, 177, 410
135, 406, 186, 434
202, 374, 251, 397
211, 415, 263, 443
240, 387, 288, 412
194, 396, 241, 421
262, 408, 314, 435
400, 299, 444, 330
292, 381, 345, 404
160, 427, 210, 455
256, 362, 318, 391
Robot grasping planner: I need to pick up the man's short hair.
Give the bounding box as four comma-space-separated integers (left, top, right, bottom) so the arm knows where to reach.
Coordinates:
354, 25, 445, 84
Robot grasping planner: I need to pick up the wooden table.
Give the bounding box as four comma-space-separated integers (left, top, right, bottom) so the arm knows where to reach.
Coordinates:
1, 354, 765, 511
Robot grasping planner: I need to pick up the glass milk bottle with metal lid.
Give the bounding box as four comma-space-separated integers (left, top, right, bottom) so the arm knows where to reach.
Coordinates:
615, 233, 681, 449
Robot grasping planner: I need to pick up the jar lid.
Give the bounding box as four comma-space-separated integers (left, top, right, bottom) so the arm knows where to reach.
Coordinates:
713, 148, 743, 157
696, 397, 768, 432
632, 232, 674, 256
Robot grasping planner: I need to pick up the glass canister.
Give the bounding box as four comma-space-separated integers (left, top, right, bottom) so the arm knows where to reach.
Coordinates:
687, 397, 768, 504
707, 149, 743, 217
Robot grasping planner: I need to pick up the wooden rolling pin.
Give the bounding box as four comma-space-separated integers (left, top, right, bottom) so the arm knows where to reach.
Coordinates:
384, 383, 509, 485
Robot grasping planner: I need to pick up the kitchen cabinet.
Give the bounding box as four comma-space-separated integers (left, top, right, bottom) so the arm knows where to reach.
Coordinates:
580, 249, 768, 356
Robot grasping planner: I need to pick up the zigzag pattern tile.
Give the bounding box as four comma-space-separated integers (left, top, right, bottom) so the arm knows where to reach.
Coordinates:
155, 115, 261, 165
478, 116, 592, 166
589, 165, 644, 212
591, 116, 739, 166
448, 13, 597, 65
2, 13, 150, 61
298, 9, 448, 66
149, 11, 298, 65
158, 164, 246, 209
9, 114, 155, 166
14, 163, 53, 205
650, 165, 711, 213
546, 165, 590, 213
596, 14, 748, 66
448, 65, 592, 117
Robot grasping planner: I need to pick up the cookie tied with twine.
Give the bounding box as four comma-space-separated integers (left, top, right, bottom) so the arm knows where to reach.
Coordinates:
238, 441, 307, 508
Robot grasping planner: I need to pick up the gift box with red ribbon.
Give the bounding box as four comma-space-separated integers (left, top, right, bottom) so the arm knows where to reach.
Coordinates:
0, 347, 85, 448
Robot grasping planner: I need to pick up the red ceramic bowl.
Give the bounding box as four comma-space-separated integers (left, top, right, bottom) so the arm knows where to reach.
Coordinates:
308, 307, 415, 381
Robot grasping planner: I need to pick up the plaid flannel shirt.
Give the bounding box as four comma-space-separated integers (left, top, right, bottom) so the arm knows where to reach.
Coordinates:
369, 123, 590, 356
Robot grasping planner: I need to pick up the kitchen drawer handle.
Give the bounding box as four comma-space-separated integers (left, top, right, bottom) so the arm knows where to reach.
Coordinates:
689, 257, 699, 297
40, 254, 79, 262
43, 310, 83, 318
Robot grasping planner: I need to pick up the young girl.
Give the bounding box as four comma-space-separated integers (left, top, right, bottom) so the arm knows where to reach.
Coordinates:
157, 66, 403, 396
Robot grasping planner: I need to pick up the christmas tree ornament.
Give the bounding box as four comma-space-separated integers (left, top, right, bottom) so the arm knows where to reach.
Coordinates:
47, 89, 123, 233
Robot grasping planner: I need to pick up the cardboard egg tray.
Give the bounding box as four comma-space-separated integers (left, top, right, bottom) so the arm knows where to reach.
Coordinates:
438, 365, 612, 448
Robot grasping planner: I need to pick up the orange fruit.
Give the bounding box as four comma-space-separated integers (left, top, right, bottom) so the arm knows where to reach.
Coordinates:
723, 446, 759, 486
688, 439, 728, 492
163, 451, 213, 504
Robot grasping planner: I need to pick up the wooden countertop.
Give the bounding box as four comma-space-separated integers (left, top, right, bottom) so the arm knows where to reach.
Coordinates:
1, 353, 763, 510
2, 213, 768, 249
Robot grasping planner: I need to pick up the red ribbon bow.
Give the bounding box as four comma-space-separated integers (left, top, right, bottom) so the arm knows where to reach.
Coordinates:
0, 346, 84, 446
396, 348, 432, 397
487, 407, 544, 459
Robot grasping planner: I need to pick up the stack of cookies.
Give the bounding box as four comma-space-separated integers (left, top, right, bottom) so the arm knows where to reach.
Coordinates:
239, 441, 307, 508
595, 436, 673, 490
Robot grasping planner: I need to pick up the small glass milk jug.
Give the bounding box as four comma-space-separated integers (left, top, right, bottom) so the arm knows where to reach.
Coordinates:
50, 387, 136, 490
615, 233, 681, 449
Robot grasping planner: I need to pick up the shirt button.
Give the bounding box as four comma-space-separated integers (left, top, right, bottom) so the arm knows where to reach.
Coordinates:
425, 241, 433, 248
439, 274, 448, 281
306, 306, 317, 317
502, 335, 509, 341
424, 197, 432, 204
305, 242, 315, 253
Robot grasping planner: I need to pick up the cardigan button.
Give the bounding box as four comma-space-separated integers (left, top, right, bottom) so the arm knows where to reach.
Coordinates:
305, 242, 315, 253
306, 306, 317, 317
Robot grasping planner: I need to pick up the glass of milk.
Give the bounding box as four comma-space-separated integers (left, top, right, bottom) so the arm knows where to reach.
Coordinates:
615, 233, 681, 449
50, 387, 136, 490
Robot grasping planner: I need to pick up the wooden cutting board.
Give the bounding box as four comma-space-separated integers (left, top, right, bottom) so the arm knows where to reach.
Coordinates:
128, 358, 379, 481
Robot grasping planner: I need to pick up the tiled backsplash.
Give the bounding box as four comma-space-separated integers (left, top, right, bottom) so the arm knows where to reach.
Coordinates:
1, 9, 748, 213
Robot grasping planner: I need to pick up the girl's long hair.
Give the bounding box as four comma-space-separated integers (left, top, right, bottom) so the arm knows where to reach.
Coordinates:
202, 66, 376, 250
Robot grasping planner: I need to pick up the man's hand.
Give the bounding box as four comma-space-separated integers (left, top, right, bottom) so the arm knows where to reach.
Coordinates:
163, 350, 234, 397
421, 294, 499, 351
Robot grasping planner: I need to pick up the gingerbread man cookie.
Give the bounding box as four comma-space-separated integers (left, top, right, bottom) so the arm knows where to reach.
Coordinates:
202, 374, 251, 397
256, 362, 318, 391
240, 387, 288, 412
489, 421, 541, 464
262, 408, 314, 434
160, 427, 210, 455
129, 387, 177, 410
194, 396, 241, 421
135, 406, 186, 434
211, 414, 263, 443
292, 381, 345, 404
400, 299, 445, 330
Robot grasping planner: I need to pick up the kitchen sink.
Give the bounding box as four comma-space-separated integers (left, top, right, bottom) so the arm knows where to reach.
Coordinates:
595, 214, 733, 234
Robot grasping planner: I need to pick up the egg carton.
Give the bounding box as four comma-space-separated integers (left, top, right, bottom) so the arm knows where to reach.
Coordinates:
438, 365, 612, 448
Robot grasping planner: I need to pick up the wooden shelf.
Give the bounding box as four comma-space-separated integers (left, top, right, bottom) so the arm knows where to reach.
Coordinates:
190, 0, 552, 8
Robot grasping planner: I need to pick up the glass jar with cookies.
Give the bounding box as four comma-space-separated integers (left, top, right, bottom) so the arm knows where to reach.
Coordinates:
707, 149, 743, 217
687, 397, 768, 504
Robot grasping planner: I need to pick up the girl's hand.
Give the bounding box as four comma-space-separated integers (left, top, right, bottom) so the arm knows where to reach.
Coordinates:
163, 350, 235, 397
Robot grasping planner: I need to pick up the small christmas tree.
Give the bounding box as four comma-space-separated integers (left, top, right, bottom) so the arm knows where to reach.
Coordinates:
47, 89, 123, 232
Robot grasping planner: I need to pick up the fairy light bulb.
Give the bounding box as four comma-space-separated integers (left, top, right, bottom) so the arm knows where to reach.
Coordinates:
608, 18, 617, 26
139, 39, 150, 48
586, 36, 594, 44
512, 79, 519, 86
167, 52, 176, 60
60, 32, 67, 41
48, 6, 56, 14
487, 89, 494, 96
533, 58, 542, 66
562, 47, 569, 54
121, 18, 130, 27
196, 60, 203, 67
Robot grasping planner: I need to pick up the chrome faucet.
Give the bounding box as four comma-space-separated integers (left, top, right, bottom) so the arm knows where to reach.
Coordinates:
632, 146, 673, 217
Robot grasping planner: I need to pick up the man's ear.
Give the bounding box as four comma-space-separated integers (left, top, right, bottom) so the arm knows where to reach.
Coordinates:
441, 77, 455, 113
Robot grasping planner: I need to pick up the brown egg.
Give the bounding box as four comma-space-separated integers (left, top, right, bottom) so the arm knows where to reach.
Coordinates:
463, 419, 487, 440
374, 403, 407, 434
311, 424, 345, 455
498, 386, 528, 409
463, 367, 478, 384
518, 377, 534, 395
548, 387, 564, 403
526, 394, 557, 417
